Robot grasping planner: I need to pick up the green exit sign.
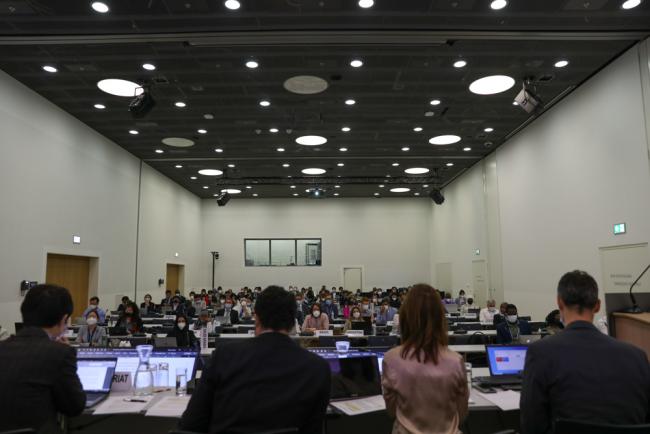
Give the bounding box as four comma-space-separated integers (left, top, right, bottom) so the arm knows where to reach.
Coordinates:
614, 223, 626, 235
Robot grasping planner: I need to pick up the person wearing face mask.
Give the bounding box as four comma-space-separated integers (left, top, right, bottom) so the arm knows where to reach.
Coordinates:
194, 310, 214, 333
169, 314, 198, 348
170, 296, 186, 315
479, 299, 498, 324
320, 295, 339, 319
496, 304, 531, 344
375, 300, 397, 326
140, 293, 157, 315
216, 297, 240, 325
294, 295, 309, 325
459, 297, 475, 315
239, 298, 253, 322
77, 309, 107, 346
359, 297, 374, 321
82, 296, 106, 323
116, 302, 143, 335
389, 292, 401, 309
174, 290, 185, 303
302, 303, 329, 333
0, 284, 86, 433
492, 302, 510, 326
344, 306, 365, 331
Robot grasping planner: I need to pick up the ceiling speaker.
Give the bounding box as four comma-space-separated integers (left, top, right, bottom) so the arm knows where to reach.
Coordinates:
514, 83, 542, 114
129, 89, 156, 119
216, 192, 231, 207
430, 189, 445, 205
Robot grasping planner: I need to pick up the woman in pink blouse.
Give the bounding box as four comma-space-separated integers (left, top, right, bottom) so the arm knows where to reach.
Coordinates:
302, 303, 330, 333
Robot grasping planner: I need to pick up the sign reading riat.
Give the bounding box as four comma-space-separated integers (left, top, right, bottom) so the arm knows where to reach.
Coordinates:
614, 223, 627, 235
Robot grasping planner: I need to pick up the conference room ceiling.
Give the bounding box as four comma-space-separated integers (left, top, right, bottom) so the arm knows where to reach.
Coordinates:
0, 1, 648, 199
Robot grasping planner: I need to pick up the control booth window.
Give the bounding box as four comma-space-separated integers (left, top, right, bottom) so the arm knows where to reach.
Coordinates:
244, 238, 322, 267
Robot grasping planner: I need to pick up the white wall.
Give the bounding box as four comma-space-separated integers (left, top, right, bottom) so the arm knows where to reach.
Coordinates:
0, 69, 202, 331
202, 198, 432, 290
430, 41, 650, 320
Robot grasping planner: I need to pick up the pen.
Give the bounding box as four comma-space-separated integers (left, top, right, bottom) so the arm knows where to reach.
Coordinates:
123, 398, 147, 403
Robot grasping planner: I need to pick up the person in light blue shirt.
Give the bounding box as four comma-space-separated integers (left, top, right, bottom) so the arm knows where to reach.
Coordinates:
81, 296, 106, 323
375, 299, 397, 325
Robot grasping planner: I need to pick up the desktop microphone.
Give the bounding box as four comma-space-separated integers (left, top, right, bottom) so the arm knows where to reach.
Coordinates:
625, 263, 650, 314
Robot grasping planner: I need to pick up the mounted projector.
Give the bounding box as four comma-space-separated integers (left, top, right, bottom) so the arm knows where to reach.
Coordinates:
129, 87, 156, 119
430, 189, 445, 205
514, 81, 542, 114
306, 187, 326, 199
216, 192, 231, 207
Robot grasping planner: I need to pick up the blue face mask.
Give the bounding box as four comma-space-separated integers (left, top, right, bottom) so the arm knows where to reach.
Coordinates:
325, 299, 332, 305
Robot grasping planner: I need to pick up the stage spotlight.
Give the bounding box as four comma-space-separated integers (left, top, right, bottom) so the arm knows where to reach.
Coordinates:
129, 87, 156, 119
216, 192, 231, 207
430, 189, 445, 205
514, 81, 542, 114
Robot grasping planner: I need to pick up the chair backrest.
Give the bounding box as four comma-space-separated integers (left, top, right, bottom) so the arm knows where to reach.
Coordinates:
468, 332, 489, 345
554, 418, 650, 434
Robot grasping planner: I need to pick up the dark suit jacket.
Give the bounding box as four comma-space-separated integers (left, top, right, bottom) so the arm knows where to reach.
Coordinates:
216, 308, 239, 325
520, 321, 650, 434
496, 319, 532, 344
0, 327, 86, 433
179, 332, 331, 434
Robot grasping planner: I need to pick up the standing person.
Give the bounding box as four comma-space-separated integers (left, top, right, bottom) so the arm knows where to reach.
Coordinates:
0, 284, 86, 433
302, 303, 330, 333
382, 284, 468, 434
479, 299, 498, 324
179, 286, 330, 434
168, 314, 198, 348
82, 296, 106, 323
520, 270, 650, 434
77, 309, 107, 346
496, 304, 532, 344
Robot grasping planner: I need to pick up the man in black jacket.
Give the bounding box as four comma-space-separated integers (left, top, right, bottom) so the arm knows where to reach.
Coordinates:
520, 270, 650, 434
180, 286, 331, 434
0, 284, 86, 433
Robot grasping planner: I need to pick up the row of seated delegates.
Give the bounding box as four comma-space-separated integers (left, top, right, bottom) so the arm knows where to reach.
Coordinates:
76, 309, 107, 345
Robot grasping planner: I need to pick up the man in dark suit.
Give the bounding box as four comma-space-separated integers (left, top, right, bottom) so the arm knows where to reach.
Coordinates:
180, 286, 331, 434
520, 270, 650, 434
0, 284, 86, 433
496, 303, 532, 343
215, 296, 240, 325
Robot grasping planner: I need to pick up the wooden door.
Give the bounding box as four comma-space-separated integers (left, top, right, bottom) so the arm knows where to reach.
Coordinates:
166, 264, 181, 293
46, 253, 90, 320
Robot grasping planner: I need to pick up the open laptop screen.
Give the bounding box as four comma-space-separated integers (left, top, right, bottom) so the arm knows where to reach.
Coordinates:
308, 349, 381, 399
76, 359, 116, 392
487, 345, 528, 376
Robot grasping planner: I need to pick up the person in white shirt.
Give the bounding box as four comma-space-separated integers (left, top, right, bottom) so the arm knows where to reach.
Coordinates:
479, 299, 498, 323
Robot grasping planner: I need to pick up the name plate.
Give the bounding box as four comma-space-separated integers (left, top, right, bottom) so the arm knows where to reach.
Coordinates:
345, 330, 364, 337
163, 315, 177, 320
247, 330, 256, 336
315, 330, 333, 337
111, 372, 132, 392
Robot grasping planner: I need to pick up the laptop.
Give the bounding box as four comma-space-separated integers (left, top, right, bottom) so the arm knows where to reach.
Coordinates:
519, 334, 542, 344
476, 345, 528, 386
445, 304, 459, 314
350, 320, 373, 336
311, 350, 382, 400
76, 359, 117, 408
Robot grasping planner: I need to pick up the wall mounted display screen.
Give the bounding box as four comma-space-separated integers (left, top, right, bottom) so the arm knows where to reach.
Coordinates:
244, 238, 322, 266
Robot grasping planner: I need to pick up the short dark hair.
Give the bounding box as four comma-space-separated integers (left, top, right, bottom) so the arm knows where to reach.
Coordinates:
21, 284, 73, 327
558, 270, 598, 313
506, 303, 518, 313
254, 286, 296, 331
121, 296, 129, 302
90, 296, 99, 303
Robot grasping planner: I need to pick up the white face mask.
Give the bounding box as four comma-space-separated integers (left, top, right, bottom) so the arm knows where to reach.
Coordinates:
353, 312, 361, 319
313, 310, 321, 318
86, 317, 98, 326
362, 304, 369, 310
89, 304, 97, 309
241, 301, 247, 307
177, 322, 186, 330
507, 315, 518, 324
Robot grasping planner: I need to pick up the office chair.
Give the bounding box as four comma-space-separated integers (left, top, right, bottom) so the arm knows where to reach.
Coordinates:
554, 418, 650, 433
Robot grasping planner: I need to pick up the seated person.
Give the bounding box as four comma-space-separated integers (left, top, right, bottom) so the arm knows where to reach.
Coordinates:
239, 298, 254, 322
116, 295, 130, 312
359, 297, 374, 321
168, 314, 198, 348
82, 296, 106, 323
344, 306, 366, 331
521, 270, 650, 433
455, 289, 467, 306
0, 284, 85, 433
375, 299, 397, 325
320, 294, 339, 319
544, 309, 564, 335
116, 302, 144, 335
294, 294, 309, 325
161, 290, 173, 306
194, 309, 214, 333
479, 299, 498, 323
216, 297, 239, 325
77, 309, 107, 346
302, 304, 329, 333
492, 302, 509, 326
459, 297, 475, 315
496, 304, 532, 344
170, 296, 186, 315
140, 293, 157, 315
179, 286, 330, 434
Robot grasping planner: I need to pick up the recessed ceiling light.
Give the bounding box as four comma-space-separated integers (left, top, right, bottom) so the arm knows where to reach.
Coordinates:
302, 168, 326, 175
204, 113, 214, 119
198, 169, 223, 176
190, 176, 197, 180
155, 149, 164, 154
224, 0, 241, 10
337, 163, 345, 167
174, 101, 186, 108
425, 111, 435, 117
259, 100, 271, 107
142, 63, 156, 71
94, 104, 106, 109
469, 75, 516, 95
276, 147, 285, 152
414, 192, 420, 196
622, 0, 641, 9
341, 126, 351, 132
453, 60, 467, 68
413, 127, 423, 132
484, 127, 494, 132
203, 186, 209, 189
246, 186, 252, 189
345, 99, 356, 105
392, 163, 400, 167
379, 184, 385, 188
245, 60, 259, 69
335, 185, 341, 188
350, 59, 363, 68
91, 2, 109, 13
446, 163, 454, 167
197, 129, 207, 134
129, 130, 139, 135
175, 165, 183, 168
401, 147, 410, 151
282, 163, 290, 168
405, 167, 430, 175
463, 147, 472, 152
390, 188, 411, 193
334, 193, 340, 196
215, 148, 223, 153
554, 60, 569, 68
253, 193, 259, 197
97, 79, 143, 97
513, 101, 519, 106
162, 137, 194, 148
374, 192, 380, 196
490, 0, 507, 10
430, 135, 461, 145
269, 128, 279, 133
227, 164, 236, 168
423, 184, 429, 188
293, 193, 299, 197
296, 135, 327, 146
339, 147, 348, 152
222, 189, 241, 194
430, 99, 441, 106
290, 185, 296, 189
42, 65, 57, 73
358, 0, 374, 8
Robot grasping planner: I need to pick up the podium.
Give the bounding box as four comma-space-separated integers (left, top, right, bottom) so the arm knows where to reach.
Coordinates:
611, 312, 650, 361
